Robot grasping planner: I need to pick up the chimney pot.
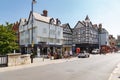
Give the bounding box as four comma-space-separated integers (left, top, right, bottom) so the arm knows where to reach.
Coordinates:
42, 10, 48, 17
99, 23, 102, 28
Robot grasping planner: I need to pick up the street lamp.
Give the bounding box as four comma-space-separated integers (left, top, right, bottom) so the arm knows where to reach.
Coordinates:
31, 0, 36, 49
30, 0, 36, 63
98, 24, 102, 54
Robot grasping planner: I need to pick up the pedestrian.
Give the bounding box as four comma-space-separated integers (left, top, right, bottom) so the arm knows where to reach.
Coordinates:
47, 48, 52, 60
30, 49, 34, 63
64, 50, 68, 58
69, 50, 73, 57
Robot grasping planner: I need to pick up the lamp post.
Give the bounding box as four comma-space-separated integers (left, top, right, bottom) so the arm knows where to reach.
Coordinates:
31, 0, 36, 50
98, 24, 102, 54
98, 30, 101, 54
31, 0, 36, 63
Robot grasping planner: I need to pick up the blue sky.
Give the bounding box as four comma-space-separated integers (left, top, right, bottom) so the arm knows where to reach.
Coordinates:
0, 0, 120, 38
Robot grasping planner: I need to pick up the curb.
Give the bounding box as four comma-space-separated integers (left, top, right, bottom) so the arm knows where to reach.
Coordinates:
108, 63, 120, 80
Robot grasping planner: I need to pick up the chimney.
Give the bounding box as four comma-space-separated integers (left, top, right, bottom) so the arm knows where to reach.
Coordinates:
56, 18, 58, 23
42, 10, 48, 17
99, 23, 102, 29
93, 24, 97, 27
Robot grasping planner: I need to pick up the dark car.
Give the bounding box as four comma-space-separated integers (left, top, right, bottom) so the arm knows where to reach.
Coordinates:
78, 51, 90, 58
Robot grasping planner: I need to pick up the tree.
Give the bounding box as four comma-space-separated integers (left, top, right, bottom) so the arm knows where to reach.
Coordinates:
0, 23, 18, 55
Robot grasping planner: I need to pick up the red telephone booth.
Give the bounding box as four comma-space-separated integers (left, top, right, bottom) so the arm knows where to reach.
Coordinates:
76, 48, 80, 54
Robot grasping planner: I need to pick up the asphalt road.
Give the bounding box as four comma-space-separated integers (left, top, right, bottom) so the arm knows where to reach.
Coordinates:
0, 53, 120, 80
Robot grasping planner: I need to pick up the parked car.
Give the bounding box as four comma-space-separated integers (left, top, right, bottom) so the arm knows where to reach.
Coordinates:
117, 50, 120, 53
78, 51, 90, 58
91, 49, 100, 54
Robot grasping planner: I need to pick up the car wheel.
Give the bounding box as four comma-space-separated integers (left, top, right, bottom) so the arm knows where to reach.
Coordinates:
88, 55, 90, 57
85, 55, 88, 58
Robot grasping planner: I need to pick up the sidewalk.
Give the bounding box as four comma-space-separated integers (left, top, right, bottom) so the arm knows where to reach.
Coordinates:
0, 57, 78, 72
109, 63, 120, 80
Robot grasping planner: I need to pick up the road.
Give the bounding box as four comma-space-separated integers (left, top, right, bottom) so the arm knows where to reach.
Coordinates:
0, 53, 120, 80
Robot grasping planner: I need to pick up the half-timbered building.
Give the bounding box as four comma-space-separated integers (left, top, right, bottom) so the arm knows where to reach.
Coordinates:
73, 16, 99, 52
62, 23, 73, 52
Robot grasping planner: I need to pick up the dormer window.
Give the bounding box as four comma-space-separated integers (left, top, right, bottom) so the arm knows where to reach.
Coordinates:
49, 18, 54, 25
57, 20, 61, 26
56, 18, 61, 26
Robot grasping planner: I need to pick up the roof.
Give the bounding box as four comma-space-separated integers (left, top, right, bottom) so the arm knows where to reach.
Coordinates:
62, 23, 72, 33
19, 18, 28, 26
33, 12, 58, 25
62, 23, 69, 28
101, 28, 109, 33
62, 23, 72, 30
85, 15, 90, 21
33, 12, 51, 23
19, 11, 61, 26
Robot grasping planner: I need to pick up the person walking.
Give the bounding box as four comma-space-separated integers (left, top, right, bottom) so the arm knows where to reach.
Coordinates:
47, 48, 52, 60
69, 50, 73, 57
30, 49, 34, 63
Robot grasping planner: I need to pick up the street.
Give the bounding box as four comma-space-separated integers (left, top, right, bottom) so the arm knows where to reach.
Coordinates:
0, 53, 120, 80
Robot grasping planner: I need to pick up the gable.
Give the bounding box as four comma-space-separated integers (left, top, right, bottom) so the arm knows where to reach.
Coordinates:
63, 24, 72, 34
74, 21, 84, 29
88, 22, 93, 27
19, 18, 27, 26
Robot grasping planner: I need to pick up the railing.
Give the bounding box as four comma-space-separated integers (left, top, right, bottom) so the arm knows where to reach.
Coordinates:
0, 55, 8, 67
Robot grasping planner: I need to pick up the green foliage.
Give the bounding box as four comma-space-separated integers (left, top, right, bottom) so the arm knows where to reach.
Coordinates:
0, 22, 18, 55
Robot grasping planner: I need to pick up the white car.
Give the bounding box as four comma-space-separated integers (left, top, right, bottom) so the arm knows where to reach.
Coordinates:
117, 50, 120, 53
78, 51, 90, 58
92, 49, 100, 54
